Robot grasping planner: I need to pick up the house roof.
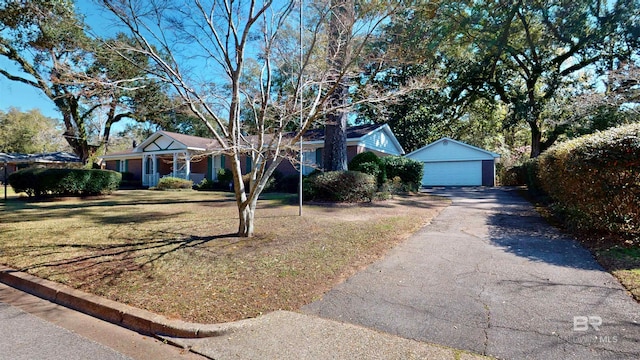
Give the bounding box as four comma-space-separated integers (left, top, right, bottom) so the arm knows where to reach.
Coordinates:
135, 130, 217, 152
101, 123, 404, 159
300, 123, 404, 154
0, 152, 81, 164
301, 123, 385, 142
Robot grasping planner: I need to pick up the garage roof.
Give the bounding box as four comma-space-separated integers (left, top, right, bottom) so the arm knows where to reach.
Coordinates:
406, 138, 500, 162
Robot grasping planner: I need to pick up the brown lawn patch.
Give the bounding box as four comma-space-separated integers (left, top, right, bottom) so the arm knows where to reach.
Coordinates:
0, 190, 447, 323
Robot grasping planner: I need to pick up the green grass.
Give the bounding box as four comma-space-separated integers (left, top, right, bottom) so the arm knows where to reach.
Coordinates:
0, 189, 446, 323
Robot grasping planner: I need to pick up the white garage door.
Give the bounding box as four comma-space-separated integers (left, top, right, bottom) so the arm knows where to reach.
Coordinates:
422, 161, 482, 186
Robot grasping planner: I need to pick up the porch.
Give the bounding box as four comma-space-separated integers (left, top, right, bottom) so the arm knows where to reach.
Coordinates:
142, 152, 216, 187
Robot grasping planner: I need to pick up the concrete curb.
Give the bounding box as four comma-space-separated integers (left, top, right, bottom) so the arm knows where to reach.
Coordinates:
0, 266, 244, 338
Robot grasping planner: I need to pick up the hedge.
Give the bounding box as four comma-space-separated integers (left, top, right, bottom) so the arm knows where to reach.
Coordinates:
8, 168, 122, 197
155, 176, 193, 190
536, 123, 640, 234
348, 152, 386, 185
380, 156, 423, 192
303, 171, 377, 202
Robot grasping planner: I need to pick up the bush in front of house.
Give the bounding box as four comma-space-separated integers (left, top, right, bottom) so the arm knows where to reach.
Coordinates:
303, 170, 377, 202
536, 123, 640, 234
155, 176, 193, 190
119, 171, 142, 188
380, 156, 423, 192
195, 168, 234, 191
348, 151, 386, 186
264, 171, 300, 193
8, 168, 121, 197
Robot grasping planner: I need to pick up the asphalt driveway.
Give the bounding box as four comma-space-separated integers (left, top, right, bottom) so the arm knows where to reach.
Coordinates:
302, 187, 640, 359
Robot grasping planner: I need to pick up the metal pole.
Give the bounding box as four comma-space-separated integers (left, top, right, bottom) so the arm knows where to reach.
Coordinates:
3, 161, 7, 201
298, 0, 304, 217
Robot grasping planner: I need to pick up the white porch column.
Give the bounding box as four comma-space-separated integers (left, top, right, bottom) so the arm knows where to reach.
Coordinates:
211, 155, 217, 180
185, 151, 191, 180
142, 154, 147, 186
172, 152, 178, 177
152, 154, 157, 177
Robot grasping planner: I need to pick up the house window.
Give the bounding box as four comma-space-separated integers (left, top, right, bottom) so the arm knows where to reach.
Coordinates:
211, 155, 222, 180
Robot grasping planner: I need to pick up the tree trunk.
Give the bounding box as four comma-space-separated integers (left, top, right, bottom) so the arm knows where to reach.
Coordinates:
228, 150, 255, 237
323, 0, 354, 172
529, 120, 542, 158
238, 202, 255, 237
323, 90, 349, 171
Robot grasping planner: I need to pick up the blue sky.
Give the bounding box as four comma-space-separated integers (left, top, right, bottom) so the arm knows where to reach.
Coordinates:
0, 58, 60, 119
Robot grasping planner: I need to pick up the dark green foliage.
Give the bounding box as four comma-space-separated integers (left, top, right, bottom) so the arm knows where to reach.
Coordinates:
503, 159, 542, 194
303, 171, 377, 202
276, 174, 302, 193
380, 156, 423, 191
536, 123, 640, 234
155, 177, 193, 190
348, 152, 386, 185
119, 171, 141, 188
8, 168, 121, 197
264, 171, 300, 193
216, 168, 233, 184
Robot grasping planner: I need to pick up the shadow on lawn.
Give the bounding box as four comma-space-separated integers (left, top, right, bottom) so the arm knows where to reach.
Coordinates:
0, 204, 187, 225
14, 232, 240, 285
1, 196, 233, 212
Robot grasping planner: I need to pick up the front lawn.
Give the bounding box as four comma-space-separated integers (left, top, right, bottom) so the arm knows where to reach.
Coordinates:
0, 190, 447, 323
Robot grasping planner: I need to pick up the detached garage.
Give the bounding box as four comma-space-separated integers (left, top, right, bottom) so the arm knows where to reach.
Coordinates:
406, 138, 500, 187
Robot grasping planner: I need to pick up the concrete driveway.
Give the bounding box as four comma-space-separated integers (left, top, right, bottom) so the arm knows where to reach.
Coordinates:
303, 187, 640, 359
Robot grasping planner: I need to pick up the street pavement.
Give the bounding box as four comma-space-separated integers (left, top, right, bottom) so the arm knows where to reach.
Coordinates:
0, 300, 131, 360
302, 187, 640, 359
0, 283, 204, 360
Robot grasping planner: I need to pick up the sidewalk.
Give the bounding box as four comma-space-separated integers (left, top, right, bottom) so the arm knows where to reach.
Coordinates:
0, 266, 489, 360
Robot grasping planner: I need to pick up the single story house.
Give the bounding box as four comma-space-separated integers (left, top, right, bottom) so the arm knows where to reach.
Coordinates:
99, 123, 405, 187
405, 138, 500, 187
0, 152, 82, 184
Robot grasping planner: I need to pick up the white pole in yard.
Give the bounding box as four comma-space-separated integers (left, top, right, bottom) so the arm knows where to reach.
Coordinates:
298, 0, 304, 217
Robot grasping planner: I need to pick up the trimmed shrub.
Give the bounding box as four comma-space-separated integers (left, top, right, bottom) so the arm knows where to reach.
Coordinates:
155, 176, 193, 190
303, 171, 376, 202
380, 156, 423, 191
536, 123, 640, 234
265, 171, 300, 193
348, 152, 386, 185
8, 168, 121, 197
216, 168, 233, 184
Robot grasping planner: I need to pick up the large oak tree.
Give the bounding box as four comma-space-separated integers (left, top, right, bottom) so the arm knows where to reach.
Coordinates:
376, 0, 640, 157
0, 0, 170, 163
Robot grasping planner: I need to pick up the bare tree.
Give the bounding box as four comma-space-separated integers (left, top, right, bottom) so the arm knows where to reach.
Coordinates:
99, 0, 411, 237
